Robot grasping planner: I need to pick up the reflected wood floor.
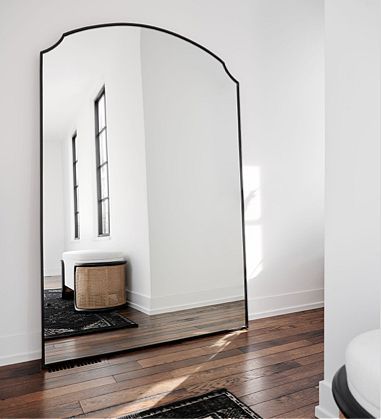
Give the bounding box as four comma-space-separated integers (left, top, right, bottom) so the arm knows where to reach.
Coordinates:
45, 299, 246, 364
44, 276, 62, 290
0, 308, 323, 418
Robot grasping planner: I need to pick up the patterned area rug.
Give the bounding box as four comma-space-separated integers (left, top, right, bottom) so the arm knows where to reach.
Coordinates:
121, 389, 262, 419
44, 289, 137, 339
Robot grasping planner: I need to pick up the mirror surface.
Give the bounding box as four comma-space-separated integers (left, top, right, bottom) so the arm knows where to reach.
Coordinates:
42, 25, 246, 365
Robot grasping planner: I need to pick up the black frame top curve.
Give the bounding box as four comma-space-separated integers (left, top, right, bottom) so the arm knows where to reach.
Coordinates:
40, 22, 248, 368
40, 23, 239, 83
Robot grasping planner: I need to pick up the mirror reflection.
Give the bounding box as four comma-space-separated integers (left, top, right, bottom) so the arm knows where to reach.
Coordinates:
42, 25, 246, 366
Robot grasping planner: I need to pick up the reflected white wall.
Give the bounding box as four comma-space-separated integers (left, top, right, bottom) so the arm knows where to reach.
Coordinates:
43, 140, 65, 276
141, 29, 244, 313
43, 28, 152, 300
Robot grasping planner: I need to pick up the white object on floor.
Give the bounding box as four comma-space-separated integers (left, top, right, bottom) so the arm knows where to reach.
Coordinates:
62, 250, 125, 290
345, 328, 381, 418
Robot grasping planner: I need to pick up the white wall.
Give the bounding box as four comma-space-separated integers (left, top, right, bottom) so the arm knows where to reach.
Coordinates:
244, 0, 325, 318
141, 30, 244, 314
0, 0, 324, 366
316, 1, 381, 417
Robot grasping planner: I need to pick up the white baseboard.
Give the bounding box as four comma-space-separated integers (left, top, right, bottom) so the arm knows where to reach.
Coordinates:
315, 405, 335, 419
0, 350, 41, 367
315, 379, 339, 418
0, 331, 41, 367
127, 287, 245, 315
248, 288, 324, 320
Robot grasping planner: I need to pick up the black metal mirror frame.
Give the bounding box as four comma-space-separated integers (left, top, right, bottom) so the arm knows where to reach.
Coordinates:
40, 22, 248, 368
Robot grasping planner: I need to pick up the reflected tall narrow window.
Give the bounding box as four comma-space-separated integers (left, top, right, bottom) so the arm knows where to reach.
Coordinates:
72, 132, 80, 239
94, 87, 110, 236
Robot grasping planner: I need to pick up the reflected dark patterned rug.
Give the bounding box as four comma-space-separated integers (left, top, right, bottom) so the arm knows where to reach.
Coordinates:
121, 389, 261, 419
44, 289, 137, 339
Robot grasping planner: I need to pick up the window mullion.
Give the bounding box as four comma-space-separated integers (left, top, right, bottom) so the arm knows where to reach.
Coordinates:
95, 87, 110, 237
72, 132, 79, 239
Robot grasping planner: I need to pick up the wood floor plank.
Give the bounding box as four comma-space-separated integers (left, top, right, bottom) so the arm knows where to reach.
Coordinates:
77, 388, 202, 418
240, 372, 323, 407
0, 360, 41, 380
0, 360, 140, 400
3, 400, 83, 418
169, 341, 323, 378
0, 376, 116, 410
114, 348, 244, 383
277, 402, 319, 418
253, 386, 319, 418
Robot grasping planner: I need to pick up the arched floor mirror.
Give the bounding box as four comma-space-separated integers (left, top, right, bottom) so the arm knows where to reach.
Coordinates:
40, 23, 247, 367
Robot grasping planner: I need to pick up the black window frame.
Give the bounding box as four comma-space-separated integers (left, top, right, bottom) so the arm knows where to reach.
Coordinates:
94, 86, 110, 237
71, 131, 80, 239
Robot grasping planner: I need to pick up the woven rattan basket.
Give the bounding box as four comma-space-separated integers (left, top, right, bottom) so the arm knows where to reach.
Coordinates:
74, 263, 126, 311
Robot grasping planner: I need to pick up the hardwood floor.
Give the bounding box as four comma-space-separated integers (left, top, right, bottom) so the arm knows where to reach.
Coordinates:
45, 300, 246, 364
0, 308, 323, 418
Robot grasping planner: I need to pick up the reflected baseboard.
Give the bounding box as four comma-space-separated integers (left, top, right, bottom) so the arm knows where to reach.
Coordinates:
127, 296, 151, 315
44, 270, 61, 277
127, 288, 245, 316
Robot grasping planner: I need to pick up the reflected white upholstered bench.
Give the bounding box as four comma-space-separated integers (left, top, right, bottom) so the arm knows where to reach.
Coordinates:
61, 250, 126, 311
